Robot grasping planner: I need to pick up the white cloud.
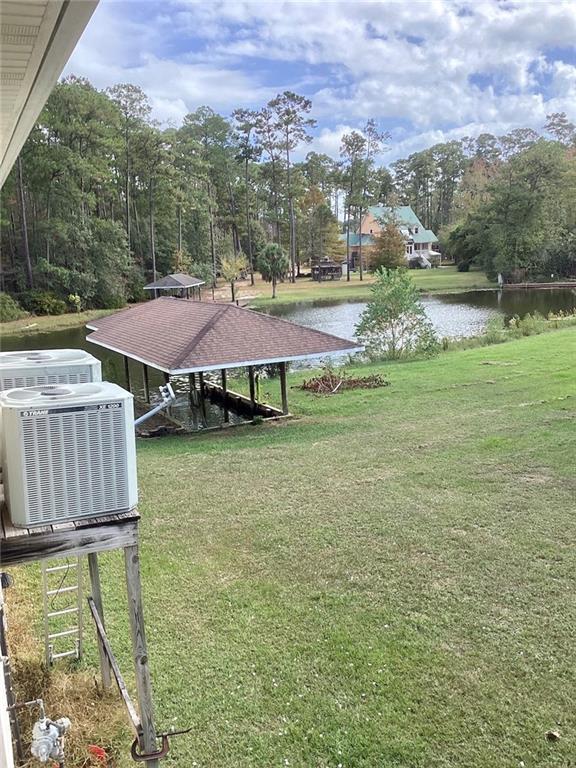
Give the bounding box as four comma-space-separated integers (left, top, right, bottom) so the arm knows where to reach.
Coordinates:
66, 0, 576, 158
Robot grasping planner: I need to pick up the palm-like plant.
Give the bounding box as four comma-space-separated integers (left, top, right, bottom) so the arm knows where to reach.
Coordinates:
258, 243, 289, 298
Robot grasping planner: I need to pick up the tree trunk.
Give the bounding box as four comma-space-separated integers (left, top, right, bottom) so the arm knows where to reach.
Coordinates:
358, 205, 364, 281
230, 280, 235, 303
177, 204, 182, 253
272, 275, 276, 298
345, 205, 351, 282
245, 158, 254, 285
149, 175, 156, 283
271, 158, 281, 245
125, 126, 131, 255
207, 182, 217, 295
286, 141, 296, 283
17, 156, 33, 289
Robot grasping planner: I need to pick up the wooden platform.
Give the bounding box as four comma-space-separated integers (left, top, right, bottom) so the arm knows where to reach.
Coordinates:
0, 487, 139, 567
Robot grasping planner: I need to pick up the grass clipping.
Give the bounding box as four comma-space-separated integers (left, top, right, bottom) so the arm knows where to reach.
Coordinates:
5, 569, 131, 767
300, 364, 389, 395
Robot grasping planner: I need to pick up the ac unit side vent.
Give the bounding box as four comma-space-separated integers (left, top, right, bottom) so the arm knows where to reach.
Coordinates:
1, 371, 92, 392
22, 409, 129, 524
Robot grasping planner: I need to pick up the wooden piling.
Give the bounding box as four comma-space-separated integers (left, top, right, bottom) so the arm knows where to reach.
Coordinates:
280, 361, 289, 415
248, 366, 256, 414
124, 356, 131, 392
88, 552, 111, 689
198, 371, 208, 424
221, 369, 229, 423
124, 544, 159, 768
142, 364, 150, 403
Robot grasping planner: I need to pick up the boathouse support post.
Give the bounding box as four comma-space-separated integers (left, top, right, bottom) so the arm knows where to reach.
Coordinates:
124, 544, 159, 768
248, 366, 256, 414
221, 368, 229, 423
198, 371, 207, 424
188, 373, 196, 406
88, 552, 112, 689
280, 361, 289, 415
142, 364, 150, 403
124, 356, 131, 392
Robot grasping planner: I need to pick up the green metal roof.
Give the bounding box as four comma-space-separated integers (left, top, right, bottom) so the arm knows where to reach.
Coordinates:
339, 233, 375, 247
367, 205, 438, 242
412, 228, 438, 244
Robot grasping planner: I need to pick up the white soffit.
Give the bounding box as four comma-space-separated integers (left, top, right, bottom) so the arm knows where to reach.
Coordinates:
0, 0, 98, 187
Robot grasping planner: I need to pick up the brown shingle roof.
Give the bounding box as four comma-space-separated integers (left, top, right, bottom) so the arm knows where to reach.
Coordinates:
86, 297, 362, 373
143, 273, 205, 290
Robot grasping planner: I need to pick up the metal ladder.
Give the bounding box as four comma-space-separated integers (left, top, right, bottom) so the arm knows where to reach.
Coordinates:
41, 557, 83, 666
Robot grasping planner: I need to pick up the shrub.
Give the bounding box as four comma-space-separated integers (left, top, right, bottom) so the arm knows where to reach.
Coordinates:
457, 261, 470, 272
484, 316, 506, 344
0, 292, 27, 322
19, 290, 68, 316
356, 268, 440, 360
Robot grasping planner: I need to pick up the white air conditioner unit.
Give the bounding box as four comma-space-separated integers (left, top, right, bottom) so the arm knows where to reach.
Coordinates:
0, 349, 102, 391
0, 382, 137, 527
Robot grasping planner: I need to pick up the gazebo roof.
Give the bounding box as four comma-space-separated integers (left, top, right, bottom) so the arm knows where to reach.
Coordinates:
143, 273, 205, 290
86, 297, 362, 374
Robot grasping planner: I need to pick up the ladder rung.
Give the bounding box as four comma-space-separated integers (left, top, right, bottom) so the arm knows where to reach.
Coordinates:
48, 628, 79, 639
45, 564, 73, 573
50, 649, 78, 660
47, 607, 78, 618
47, 585, 78, 595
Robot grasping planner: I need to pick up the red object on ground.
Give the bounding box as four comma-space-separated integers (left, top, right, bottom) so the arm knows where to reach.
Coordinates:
88, 745, 108, 764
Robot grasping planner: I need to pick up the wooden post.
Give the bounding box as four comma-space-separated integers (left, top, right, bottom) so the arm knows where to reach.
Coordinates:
198, 371, 207, 424
124, 356, 131, 392
142, 364, 150, 403
188, 373, 196, 406
280, 361, 289, 415
248, 366, 256, 414
124, 544, 159, 767
88, 552, 111, 689
221, 368, 229, 423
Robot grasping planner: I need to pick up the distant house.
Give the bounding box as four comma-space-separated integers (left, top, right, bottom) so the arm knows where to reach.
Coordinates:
340, 206, 439, 269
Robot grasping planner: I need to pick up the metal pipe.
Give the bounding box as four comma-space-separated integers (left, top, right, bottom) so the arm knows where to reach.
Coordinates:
134, 384, 175, 428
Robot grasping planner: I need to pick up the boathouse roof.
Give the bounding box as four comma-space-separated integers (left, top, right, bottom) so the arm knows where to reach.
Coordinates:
86, 297, 362, 374
143, 273, 205, 291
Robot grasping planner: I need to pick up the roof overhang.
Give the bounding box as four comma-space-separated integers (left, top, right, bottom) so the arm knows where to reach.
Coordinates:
0, 0, 99, 187
86, 333, 364, 376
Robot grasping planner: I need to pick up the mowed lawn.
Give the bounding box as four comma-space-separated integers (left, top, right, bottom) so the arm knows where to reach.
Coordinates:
242, 266, 494, 306
16, 330, 575, 767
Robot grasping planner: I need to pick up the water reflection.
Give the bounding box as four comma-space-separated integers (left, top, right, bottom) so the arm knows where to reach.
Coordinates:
265, 288, 576, 344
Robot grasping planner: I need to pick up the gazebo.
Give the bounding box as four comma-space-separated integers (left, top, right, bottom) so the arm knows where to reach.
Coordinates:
86, 297, 362, 422
311, 260, 343, 282
143, 273, 205, 300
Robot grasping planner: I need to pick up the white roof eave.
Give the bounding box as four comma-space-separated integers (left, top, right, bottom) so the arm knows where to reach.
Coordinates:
0, 0, 99, 187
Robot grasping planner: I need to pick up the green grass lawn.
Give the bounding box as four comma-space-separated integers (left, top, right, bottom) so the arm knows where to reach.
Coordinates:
15, 329, 576, 767
247, 266, 494, 307
0, 308, 113, 337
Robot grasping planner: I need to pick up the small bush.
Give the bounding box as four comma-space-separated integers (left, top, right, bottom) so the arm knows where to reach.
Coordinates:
484, 316, 506, 344
457, 261, 470, 272
19, 290, 68, 316
0, 292, 27, 322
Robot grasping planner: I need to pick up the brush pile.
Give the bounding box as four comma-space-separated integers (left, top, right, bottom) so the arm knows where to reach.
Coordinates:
300, 365, 389, 394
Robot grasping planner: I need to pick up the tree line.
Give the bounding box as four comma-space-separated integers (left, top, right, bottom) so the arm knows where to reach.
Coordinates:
0, 75, 574, 313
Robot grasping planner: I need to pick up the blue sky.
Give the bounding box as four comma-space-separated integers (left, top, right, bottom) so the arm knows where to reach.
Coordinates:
66, 0, 576, 163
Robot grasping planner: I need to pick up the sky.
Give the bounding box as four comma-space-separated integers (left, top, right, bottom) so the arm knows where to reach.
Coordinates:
65, 0, 576, 164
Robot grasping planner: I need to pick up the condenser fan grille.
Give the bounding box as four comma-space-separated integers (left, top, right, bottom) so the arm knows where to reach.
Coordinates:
1, 371, 91, 392
21, 408, 130, 524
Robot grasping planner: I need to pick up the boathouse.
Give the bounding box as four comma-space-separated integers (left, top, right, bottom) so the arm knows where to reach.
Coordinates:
86, 297, 362, 422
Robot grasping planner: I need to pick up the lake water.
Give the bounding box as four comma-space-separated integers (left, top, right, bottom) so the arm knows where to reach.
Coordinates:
264, 288, 576, 343
2, 288, 574, 418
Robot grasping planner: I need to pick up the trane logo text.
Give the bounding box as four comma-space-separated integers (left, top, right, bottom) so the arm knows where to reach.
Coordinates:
20, 402, 123, 417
